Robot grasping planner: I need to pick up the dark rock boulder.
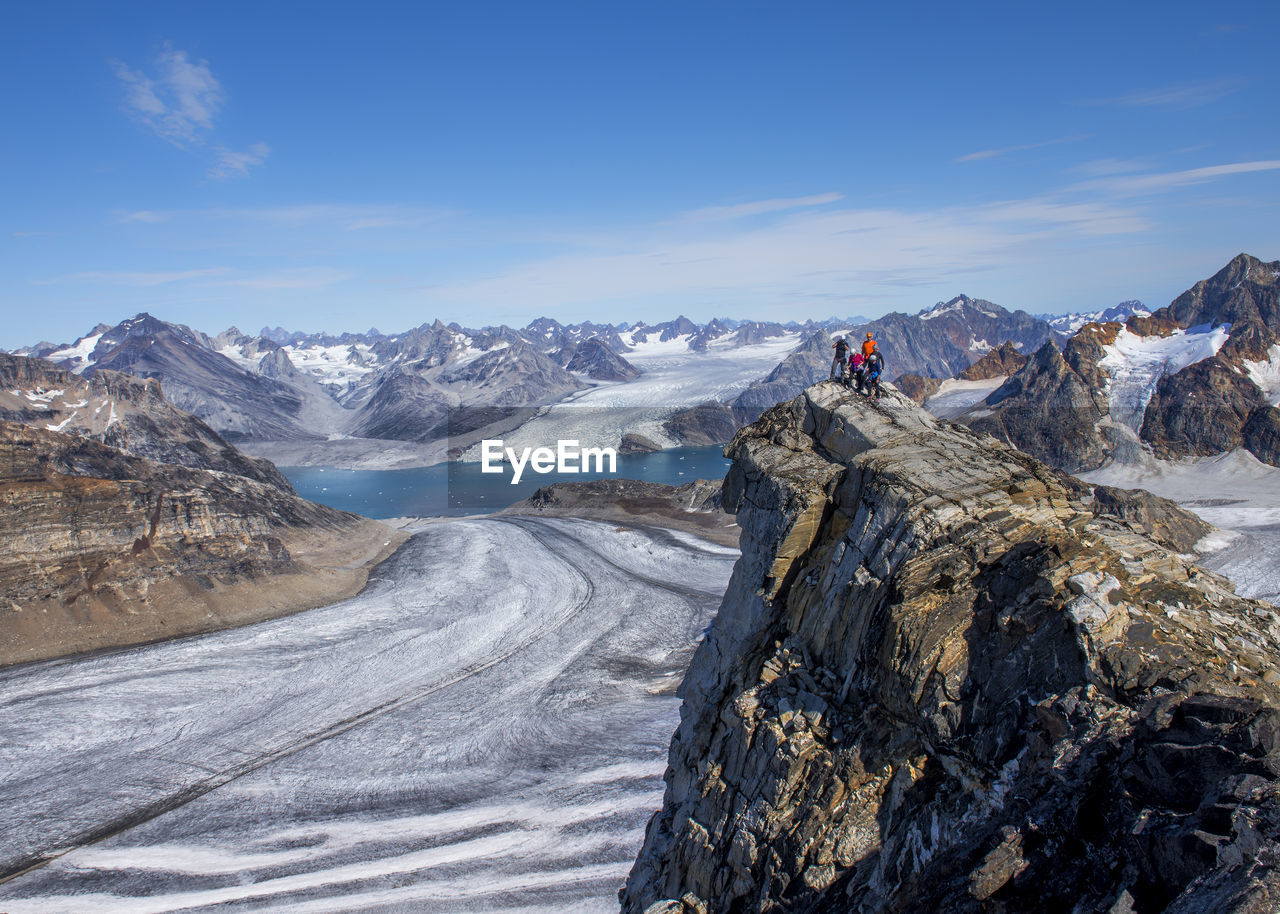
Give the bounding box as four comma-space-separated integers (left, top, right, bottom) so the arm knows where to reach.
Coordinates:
663, 402, 745, 446
619, 432, 662, 454
1088, 483, 1215, 553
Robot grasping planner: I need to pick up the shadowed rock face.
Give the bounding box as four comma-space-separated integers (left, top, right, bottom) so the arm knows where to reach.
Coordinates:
892, 373, 941, 405
623, 382, 1280, 914
1141, 355, 1277, 462
1084, 483, 1214, 554
964, 340, 1111, 473
956, 340, 1029, 381
560, 337, 641, 381
1155, 254, 1280, 360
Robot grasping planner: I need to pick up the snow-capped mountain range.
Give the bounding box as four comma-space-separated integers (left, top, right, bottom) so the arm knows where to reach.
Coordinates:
1044, 299, 1151, 335
12, 283, 1241, 469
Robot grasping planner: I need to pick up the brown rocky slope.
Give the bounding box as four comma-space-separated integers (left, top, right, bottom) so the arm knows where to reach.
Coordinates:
0, 397, 405, 667
623, 381, 1280, 913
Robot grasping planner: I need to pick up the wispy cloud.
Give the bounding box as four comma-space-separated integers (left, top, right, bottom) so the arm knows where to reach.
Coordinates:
221, 267, 353, 290
421, 194, 1149, 311
209, 143, 271, 179
112, 46, 224, 147
1070, 160, 1280, 195
674, 192, 844, 223
1069, 158, 1152, 177
1081, 78, 1243, 109
36, 268, 230, 286
115, 203, 455, 230
955, 135, 1087, 163
112, 45, 269, 178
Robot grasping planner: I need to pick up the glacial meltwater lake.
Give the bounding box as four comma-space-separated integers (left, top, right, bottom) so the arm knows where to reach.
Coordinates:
281, 445, 733, 519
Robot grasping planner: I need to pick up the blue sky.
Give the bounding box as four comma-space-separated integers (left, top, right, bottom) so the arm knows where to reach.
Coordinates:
4, 1, 1279, 347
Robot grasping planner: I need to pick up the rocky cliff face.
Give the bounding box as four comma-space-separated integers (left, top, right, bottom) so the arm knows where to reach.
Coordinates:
0, 419, 402, 666
964, 339, 1113, 473
957, 341, 1029, 381
623, 382, 1280, 913
0, 354, 293, 490
956, 256, 1280, 473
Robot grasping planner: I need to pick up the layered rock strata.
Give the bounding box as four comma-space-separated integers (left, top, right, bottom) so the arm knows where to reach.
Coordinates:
623, 381, 1280, 913
0, 421, 404, 666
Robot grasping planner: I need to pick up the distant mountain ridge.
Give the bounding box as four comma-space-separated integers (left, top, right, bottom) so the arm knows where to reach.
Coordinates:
10, 296, 1157, 460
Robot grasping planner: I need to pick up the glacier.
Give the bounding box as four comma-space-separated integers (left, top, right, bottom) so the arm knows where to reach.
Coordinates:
0, 518, 736, 912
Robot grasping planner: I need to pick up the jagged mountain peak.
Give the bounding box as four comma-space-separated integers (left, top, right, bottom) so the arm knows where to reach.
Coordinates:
919, 294, 1007, 320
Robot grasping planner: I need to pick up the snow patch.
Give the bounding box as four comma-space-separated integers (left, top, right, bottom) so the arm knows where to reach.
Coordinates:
1243, 344, 1280, 406
463, 332, 801, 455
45, 411, 77, 432
1098, 323, 1231, 432
46, 333, 104, 372
919, 301, 962, 322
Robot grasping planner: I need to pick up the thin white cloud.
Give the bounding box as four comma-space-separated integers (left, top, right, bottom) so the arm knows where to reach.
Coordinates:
1069, 158, 1152, 177
421, 194, 1149, 311
36, 268, 230, 286
1082, 78, 1243, 109
114, 203, 455, 229
974, 198, 1150, 234
112, 45, 269, 178
675, 192, 844, 223
221, 267, 353, 290
1070, 160, 1280, 196
112, 46, 224, 147
955, 135, 1088, 163
209, 143, 271, 179
117, 210, 174, 224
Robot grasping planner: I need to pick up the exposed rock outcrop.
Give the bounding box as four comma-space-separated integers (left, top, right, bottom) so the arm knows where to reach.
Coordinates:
620, 432, 663, 454
0, 420, 404, 666
1140, 355, 1279, 464
963, 340, 1112, 473
957, 341, 1029, 381
891, 374, 942, 405
503, 478, 735, 546
0, 354, 292, 490
560, 337, 642, 381
624, 381, 1280, 913
1085, 483, 1215, 554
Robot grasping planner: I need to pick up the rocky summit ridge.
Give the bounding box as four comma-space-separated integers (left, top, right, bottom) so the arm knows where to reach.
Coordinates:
623, 381, 1280, 913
